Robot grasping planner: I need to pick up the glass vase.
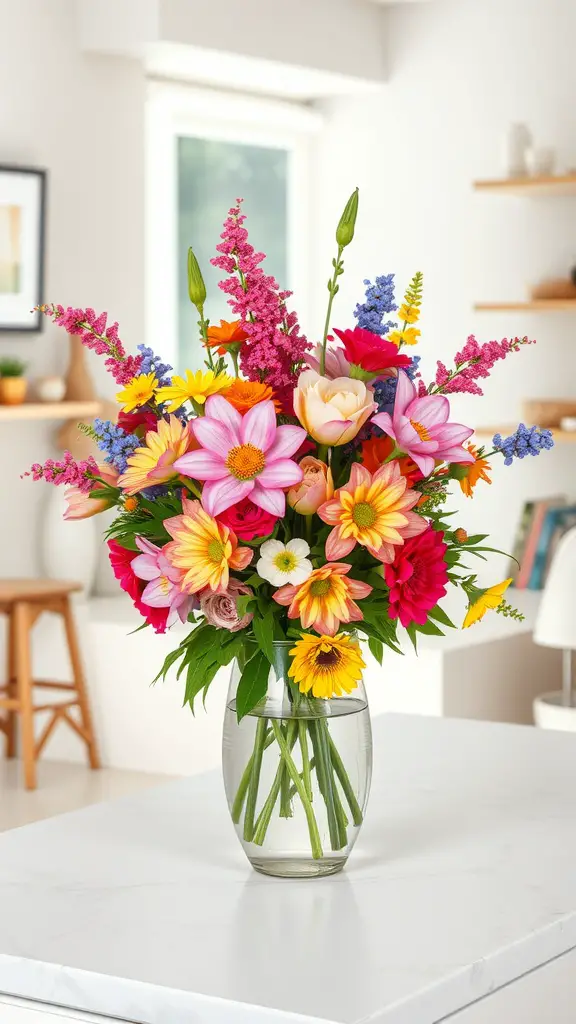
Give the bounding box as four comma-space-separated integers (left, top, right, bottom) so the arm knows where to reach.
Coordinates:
222, 641, 372, 878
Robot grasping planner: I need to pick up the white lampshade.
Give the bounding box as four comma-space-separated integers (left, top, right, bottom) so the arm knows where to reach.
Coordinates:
534, 526, 576, 649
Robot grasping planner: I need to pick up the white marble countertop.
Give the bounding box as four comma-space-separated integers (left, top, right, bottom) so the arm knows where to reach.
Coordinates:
0, 714, 575, 1024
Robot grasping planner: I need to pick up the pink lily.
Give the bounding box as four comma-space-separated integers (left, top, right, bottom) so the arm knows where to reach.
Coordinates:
372, 371, 475, 477
131, 536, 197, 627
63, 463, 119, 520
174, 395, 305, 518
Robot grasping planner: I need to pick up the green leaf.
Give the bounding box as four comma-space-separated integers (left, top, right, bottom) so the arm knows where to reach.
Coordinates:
406, 623, 418, 652
368, 637, 384, 663
415, 619, 445, 636
367, 570, 388, 591
243, 574, 266, 589
427, 605, 456, 629
151, 645, 186, 684
185, 657, 220, 713
236, 594, 255, 617
253, 608, 275, 664
236, 649, 268, 722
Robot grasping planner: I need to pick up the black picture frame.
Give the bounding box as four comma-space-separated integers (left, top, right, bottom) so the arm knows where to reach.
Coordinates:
0, 165, 47, 333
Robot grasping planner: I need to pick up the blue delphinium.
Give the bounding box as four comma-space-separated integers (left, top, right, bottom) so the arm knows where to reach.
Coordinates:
137, 344, 172, 386
92, 418, 140, 473
354, 274, 398, 336
493, 423, 554, 466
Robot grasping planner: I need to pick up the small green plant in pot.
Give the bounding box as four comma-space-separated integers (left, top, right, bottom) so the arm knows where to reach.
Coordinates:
0, 357, 28, 405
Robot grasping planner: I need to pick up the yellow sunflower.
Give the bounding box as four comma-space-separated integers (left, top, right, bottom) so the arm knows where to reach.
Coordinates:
462, 578, 513, 628
289, 633, 365, 699
116, 372, 158, 412
156, 369, 232, 414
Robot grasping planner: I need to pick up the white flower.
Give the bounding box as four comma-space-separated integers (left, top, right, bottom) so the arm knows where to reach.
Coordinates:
256, 539, 313, 587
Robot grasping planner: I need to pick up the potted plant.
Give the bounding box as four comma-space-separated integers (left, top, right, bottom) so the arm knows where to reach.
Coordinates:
0, 357, 27, 405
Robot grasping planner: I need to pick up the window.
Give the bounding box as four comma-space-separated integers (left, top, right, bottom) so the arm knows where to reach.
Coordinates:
146, 83, 322, 371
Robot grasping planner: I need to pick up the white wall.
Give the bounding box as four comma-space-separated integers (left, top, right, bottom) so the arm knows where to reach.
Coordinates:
311, 0, 576, 573
0, 0, 144, 577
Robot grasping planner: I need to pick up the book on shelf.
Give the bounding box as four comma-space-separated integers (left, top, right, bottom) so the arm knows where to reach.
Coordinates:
510, 496, 576, 590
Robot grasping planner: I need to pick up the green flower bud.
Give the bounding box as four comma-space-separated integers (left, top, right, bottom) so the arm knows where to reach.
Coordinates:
449, 463, 471, 481
336, 188, 359, 248
187, 247, 206, 309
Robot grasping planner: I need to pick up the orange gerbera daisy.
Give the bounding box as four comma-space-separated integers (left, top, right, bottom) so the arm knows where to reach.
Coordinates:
360, 435, 422, 487
205, 319, 248, 355
118, 415, 196, 495
164, 497, 252, 594
224, 378, 281, 415
273, 562, 372, 636
317, 461, 427, 564
455, 444, 492, 498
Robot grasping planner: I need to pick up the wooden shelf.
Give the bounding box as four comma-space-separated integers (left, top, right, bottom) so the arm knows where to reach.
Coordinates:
474, 174, 576, 197
0, 401, 100, 422
475, 425, 576, 443
474, 300, 576, 312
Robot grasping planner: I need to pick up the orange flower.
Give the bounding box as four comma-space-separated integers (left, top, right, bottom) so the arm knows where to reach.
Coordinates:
360, 435, 422, 487
318, 462, 427, 564
205, 319, 248, 355
224, 378, 281, 415
164, 498, 252, 594
456, 444, 492, 498
273, 562, 372, 637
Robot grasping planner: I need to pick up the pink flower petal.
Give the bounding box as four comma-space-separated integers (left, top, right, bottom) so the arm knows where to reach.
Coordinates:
371, 411, 395, 438
408, 450, 436, 476
203, 395, 242, 442
392, 370, 416, 415
134, 536, 161, 556
251, 481, 285, 517
131, 554, 160, 581
201, 476, 254, 517
192, 417, 235, 458
436, 444, 475, 463
258, 459, 303, 489
174, 450, 228, 481
407, 394, 449, 428
240, 400, 277, 452
325, 528, 357, 560
434, 422, 475, 446
141, 578, 175, 607
314, 418, 355, 444
402, 511, 429, 538
265, 424, 307, 461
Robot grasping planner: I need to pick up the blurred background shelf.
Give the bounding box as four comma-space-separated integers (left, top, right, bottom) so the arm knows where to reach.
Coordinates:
475, 426, 576, 443
474, 300, 576, 312
474, 174, 576, 197
0, 402, 100, 422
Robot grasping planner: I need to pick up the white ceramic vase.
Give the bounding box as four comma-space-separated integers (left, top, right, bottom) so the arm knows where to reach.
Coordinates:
40, 486, 98, 595
533, 693, 576, 732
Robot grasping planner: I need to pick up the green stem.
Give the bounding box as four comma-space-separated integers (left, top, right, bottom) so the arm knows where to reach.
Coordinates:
243, 717, 268, 842
308, 720, 341, 851
298, 720, 312, 802
383, 444, 404, 464
279, 724, 293, 818
319, 245, 344, 375
231, 728, 273, 824
317, 444, 328, 464
252, 721, 298, 845
198, 305, 215, 371
328, 732, 363, 826
288, 756, 316, 801
231, 349, 239, 378
271, 720, 323, 860
304, 515, 313, 547
179, 476, 202, 499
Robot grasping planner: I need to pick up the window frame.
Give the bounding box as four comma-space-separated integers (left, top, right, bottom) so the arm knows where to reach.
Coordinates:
145, 81, 323, 369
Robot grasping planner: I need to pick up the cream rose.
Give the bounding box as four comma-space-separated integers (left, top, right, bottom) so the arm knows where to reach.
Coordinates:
294, 370, 375, 446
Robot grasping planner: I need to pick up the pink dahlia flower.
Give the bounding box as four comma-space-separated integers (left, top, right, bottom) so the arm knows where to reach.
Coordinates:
372, 371, 475, 477
131, 536, 197, 627
174, 395, 306, 517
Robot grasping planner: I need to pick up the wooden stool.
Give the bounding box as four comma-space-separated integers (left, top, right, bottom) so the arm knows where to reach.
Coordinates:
0, 580, 100, 790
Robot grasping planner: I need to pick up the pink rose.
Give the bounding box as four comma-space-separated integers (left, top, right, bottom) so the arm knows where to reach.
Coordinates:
216, 498, 277, 542
200, 578, 254, 632
287, 456, 334, 514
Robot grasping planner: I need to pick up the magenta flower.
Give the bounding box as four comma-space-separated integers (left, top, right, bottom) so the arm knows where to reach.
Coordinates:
131, 536, 197, 627
372, 371, 475, 477
174, 395, 305, 517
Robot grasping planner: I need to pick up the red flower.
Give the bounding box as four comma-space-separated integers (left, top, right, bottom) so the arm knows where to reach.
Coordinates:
117, 408, 158, 438
216, 498, 277, 542
108, 539, 169, 634
384, 528, 448, 629
333, 327, 411, 375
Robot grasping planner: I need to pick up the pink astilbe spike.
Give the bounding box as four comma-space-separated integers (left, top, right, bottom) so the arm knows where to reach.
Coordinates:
37, 304, 142, 385
22, 451, 99, 493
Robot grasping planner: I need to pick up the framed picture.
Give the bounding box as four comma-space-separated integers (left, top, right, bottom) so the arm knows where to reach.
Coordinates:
0, 165, 46, 332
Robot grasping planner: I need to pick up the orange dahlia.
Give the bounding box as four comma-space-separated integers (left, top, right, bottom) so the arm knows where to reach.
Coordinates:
455, 444, 492, 498
360, 435, 422, 487
224, 378, 280, 415
273, 562, 372, 636
164, 498, 252, 594
317, 461, 427, 564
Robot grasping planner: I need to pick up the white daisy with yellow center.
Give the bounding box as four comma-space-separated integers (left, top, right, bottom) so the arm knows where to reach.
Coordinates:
256, 539, 313, 588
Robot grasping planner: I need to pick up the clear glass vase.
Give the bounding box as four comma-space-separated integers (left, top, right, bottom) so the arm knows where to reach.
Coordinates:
222, 640, 372, 878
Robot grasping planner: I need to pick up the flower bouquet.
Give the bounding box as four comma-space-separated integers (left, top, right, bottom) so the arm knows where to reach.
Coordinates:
27, 190, 553, 877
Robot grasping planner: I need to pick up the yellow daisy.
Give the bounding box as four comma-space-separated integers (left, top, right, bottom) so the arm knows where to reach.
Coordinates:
462, 578, 513, 628
289, 633, 365, 699
117, 415, 193, 495
387, 327, 421, 347
156, 369, 232, 414
116, 372, 158, 412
